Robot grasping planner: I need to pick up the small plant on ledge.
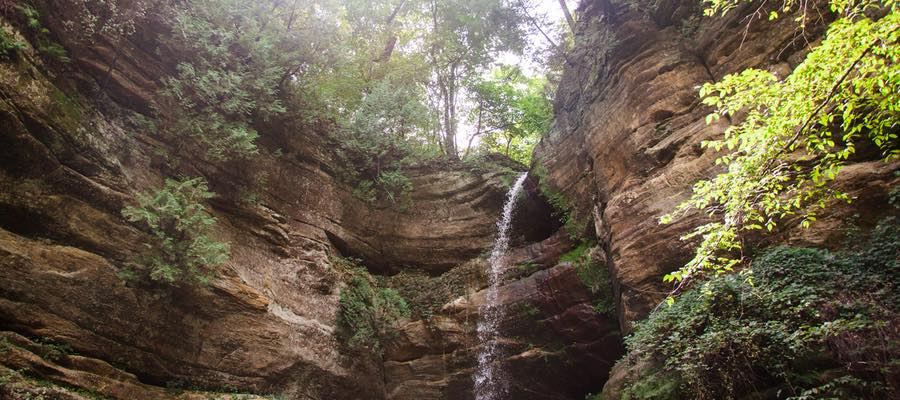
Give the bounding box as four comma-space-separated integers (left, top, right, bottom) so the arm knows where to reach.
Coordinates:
121, 177, 230, 286
335, 259, 411, 355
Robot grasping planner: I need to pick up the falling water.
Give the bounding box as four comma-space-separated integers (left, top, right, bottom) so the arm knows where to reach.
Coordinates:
474, 173, 528, 400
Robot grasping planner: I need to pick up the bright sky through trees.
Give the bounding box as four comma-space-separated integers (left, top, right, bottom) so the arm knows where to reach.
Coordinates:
456, 0, 574, 155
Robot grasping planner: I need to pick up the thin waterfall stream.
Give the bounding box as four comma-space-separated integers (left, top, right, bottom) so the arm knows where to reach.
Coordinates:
474, 173, 528, 400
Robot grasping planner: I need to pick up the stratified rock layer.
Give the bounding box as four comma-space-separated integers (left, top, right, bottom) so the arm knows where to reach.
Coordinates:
383, 232, 622, 400
0, 10, 529, 399
0, 3, 603, 398
533, 0, 899, 336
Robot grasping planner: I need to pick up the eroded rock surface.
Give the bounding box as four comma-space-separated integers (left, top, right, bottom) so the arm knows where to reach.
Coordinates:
383, 232, 623, 400
533, 0, 899, 337
0, 10, 533, 399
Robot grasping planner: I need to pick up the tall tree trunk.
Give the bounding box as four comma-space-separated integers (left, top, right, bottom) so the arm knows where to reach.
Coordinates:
444, 64, 460, 160
558, 0, 575, 32
516, 0, 558, 47
436, 66, 460, 160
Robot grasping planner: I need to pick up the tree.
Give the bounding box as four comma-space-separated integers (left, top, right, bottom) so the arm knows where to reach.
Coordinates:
661, 0, 899, 291
421, 0, 526, 159
557, 0, 575, 32
466, 65, 553, 164
156, 0, 346, 159
121, 177, 230, 286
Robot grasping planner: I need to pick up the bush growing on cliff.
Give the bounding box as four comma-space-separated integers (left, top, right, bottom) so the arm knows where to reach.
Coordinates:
561, 244, 615, 314
533, 162, 591, 240
0, 28, 24, 57
618, 220, 900, 399
121, 177, 230, 286
156, 0, 296, 160
660, 0, 900, 288
336, 260, 411, 354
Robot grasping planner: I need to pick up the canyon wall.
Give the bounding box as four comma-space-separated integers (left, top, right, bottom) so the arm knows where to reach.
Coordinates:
533, 0, 899, 337
1, 0, 897, 399
0, 2, 617, 399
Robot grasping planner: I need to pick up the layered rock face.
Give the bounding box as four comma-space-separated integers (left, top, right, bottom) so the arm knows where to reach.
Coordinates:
0, 4, 619, 399
383, 231, 622, 400
5, 0, 895, 398
533, 0, 900, 336
0, 11, 516, 400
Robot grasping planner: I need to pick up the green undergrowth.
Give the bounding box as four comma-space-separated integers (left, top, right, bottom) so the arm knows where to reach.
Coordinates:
334, 257, 411, 355
15, 5, 70, 63
120, 177, 230, 287
533, 162, 591, 241
385, 260, 483, 320
560, 243, 615, 315
462, 153, 524, 189
164, 378, 285, 399
617, 219, 900, 399
0, 27, 25, 58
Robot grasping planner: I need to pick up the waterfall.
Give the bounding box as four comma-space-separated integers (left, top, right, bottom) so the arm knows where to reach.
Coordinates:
474, 173, 528, 400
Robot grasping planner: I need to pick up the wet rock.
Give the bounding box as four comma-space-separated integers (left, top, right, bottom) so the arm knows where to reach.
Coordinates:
532, 0, 899, 337
384, 235, 622, 400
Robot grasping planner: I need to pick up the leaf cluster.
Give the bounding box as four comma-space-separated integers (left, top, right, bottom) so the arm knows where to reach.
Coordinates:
662, 0, 900, 283
336, 260, 411, 355
121, 177, 230, 286
560, 243, 615, 314
468, 65, 553, 164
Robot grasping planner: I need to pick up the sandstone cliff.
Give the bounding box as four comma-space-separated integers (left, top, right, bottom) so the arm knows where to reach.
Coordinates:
533, 0, 899, 336
0, 0, 896, 399
0, 2, 618, 399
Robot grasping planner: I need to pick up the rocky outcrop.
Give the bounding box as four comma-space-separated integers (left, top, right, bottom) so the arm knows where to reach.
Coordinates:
533, 0, 900, 337
0, 331, 274, 399
0, 11, 547, 399
382, 231, 623, 400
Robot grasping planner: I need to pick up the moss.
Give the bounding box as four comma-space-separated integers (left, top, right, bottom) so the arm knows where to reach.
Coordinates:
0, 28, 25, 58
621, 372, 680, 400
561, 244, 616, 315
515, 302, 541, 319
532, 161, 591, 241
334, 257, 411, 355
619, 219, 900, 399
515, 260, 541, 275
0, 366, 115, 400
385, 260, 482, 320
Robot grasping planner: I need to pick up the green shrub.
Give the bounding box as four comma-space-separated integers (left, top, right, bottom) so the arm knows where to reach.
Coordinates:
660, 0, 900, 284
620, 219, 900, 399
37, 39, 69, 62
11, 5, 70, 63
156, 0, 293, 160
35, 338, 74, 362
377, 170, 412, 204
533, 162, 590, 241
336, 261, 411, 354
386, 261, 483, 320
18, 4, 42, 31
0, 28, 25, 58
351, 180, 377, 204
121, 177, 230, 286
561, 244, 615, 314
